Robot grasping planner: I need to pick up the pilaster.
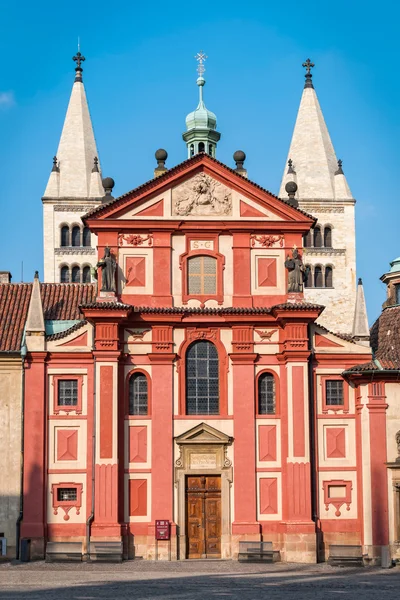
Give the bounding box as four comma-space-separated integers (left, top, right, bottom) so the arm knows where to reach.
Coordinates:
21, 352, 48, 558
230, 335, 259, 536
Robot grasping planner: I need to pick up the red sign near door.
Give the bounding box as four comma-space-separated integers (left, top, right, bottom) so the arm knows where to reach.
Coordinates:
155, 520, 170, 540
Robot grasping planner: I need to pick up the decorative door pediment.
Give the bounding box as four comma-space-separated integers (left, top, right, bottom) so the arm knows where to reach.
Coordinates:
175, 422, 232, 446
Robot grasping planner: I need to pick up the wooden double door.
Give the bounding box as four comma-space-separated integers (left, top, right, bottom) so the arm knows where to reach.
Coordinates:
186, 475, 221, 559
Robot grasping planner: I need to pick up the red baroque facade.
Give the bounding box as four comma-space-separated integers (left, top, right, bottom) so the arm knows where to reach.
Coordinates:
21, 154, 384, 562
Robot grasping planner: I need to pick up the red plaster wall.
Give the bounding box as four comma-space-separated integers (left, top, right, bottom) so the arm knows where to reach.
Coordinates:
292, 366, 305, 457
129, 479, 147, 516
259, 425, 277, 462
259, 478, 278, 514
129, 426, 147, 463
100, 366, 113, 459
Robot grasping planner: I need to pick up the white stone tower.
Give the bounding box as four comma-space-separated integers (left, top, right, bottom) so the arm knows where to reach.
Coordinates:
42, 52, 105, 283
279, 59, 356, 334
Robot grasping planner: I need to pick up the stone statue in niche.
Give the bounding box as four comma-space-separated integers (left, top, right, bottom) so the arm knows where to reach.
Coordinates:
97, 246, 117, 292
172, 173, 232, 216
396, 430, 400, 462
285, 246, 308, 293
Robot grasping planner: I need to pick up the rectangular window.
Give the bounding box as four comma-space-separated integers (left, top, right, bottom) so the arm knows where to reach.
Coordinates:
58, 380, 78, 406
325, 380, 344, 406
188, 256, 217, 295
57, 487, 77, 502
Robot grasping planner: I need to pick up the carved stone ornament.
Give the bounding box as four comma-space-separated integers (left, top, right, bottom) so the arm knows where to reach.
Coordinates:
251, 234, 283, 248
172, 173, 232, 216
396, 430, 400, 462
118, 233, 153, 247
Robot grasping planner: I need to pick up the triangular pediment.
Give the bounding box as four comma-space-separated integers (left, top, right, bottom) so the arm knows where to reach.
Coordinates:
175, 422, 232, 445
83, 154, 315, 225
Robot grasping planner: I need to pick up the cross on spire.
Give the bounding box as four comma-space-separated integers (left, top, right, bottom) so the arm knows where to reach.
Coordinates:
195, 51, 207, 77
302, 58, 315, 89
73, 51, 85, 81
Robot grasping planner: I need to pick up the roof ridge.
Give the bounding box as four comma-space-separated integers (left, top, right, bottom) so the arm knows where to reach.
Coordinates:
82, 154, 316, 221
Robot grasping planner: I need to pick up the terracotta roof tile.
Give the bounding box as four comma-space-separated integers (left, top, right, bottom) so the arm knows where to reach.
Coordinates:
345, 305, 400, 373
0, 283, 32, 352
0, 283, 97, 352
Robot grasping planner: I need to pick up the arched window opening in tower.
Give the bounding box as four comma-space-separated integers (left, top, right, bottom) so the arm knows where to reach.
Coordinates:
304, 265, 313, 288
129, 373, 148, 415
61, 225, 69, 247
314, 266, 323, 288
83, 227, 91, 247
198, 142, 205, 153
324, 226, 332, 248
190, 144, 195, 157
303, 230, 312, 248
186, 341, 219, 415
314, 226, 322, 248
82, 266, 91, 284
325, 266, 333, 288
71, 226, 81, 247
208, 144, 213, 156
71, 266, 80, 283
60, 266, 70, 283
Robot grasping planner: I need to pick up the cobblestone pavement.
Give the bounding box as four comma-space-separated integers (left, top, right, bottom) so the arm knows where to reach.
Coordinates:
1, 560, 400, 599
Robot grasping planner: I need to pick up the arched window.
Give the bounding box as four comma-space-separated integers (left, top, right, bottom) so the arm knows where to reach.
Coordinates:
129, 373, 148, 415
396, 284, 400, 305
304, 265, 313, 288
324, 226, 332, 248
314, 266, 323, 288
303, 230, 312, 248
72, 226, 81, 247
60, 266, 70, 283
186, 341, 219, 415
71, 266, 80, 283
314, 226, 322, 248
188, 256, 217, 295
82, 266, 91, 283
198, 142, 205, 153
190, 144, 195, 157
83, 227, 91, 247
61, 225, 69, 247
208, 144, 213, 156
258, 373, 276, 415
325, 266, 333, 288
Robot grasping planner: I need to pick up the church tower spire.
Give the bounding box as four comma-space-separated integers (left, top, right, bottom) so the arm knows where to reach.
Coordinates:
42, 52, 104, 283
279, 60, 357, 334
183, 52, 221, 158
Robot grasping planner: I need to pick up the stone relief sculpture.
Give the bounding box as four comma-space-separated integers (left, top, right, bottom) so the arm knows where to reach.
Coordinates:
285, 246, 308, 293
396, 430, 400, 462
172, 173, 232, 216
97, 246, 117, 293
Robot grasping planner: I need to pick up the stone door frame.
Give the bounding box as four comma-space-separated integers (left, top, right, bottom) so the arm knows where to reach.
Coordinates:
174, 422, 233, 559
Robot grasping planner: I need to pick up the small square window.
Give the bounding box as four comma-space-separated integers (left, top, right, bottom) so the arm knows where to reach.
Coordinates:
58, 380, 78, 406
57, 487, 77, 502
325, 380, 344, 406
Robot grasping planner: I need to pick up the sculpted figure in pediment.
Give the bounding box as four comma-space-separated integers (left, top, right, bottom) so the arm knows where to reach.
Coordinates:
172, 173, 232, 216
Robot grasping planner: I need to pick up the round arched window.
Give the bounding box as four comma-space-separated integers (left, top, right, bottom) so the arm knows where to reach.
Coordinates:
186, 341, 219, 415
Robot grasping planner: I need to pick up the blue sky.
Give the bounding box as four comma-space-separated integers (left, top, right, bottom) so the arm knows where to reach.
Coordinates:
1, 0, 399, 324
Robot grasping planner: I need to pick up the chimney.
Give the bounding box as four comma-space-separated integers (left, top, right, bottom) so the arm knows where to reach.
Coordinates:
0, 271, 12, 283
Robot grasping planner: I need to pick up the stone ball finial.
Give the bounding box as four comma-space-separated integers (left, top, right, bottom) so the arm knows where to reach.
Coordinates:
233, 150, 246, 163
285, 181, 298, 194
155, 148, 168, 161
102, 177, 115, 192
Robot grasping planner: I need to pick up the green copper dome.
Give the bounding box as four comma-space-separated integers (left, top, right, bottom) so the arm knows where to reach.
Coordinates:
185, 77, 217, 131
389, 257, 400, 273
182, 55, 221, 159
